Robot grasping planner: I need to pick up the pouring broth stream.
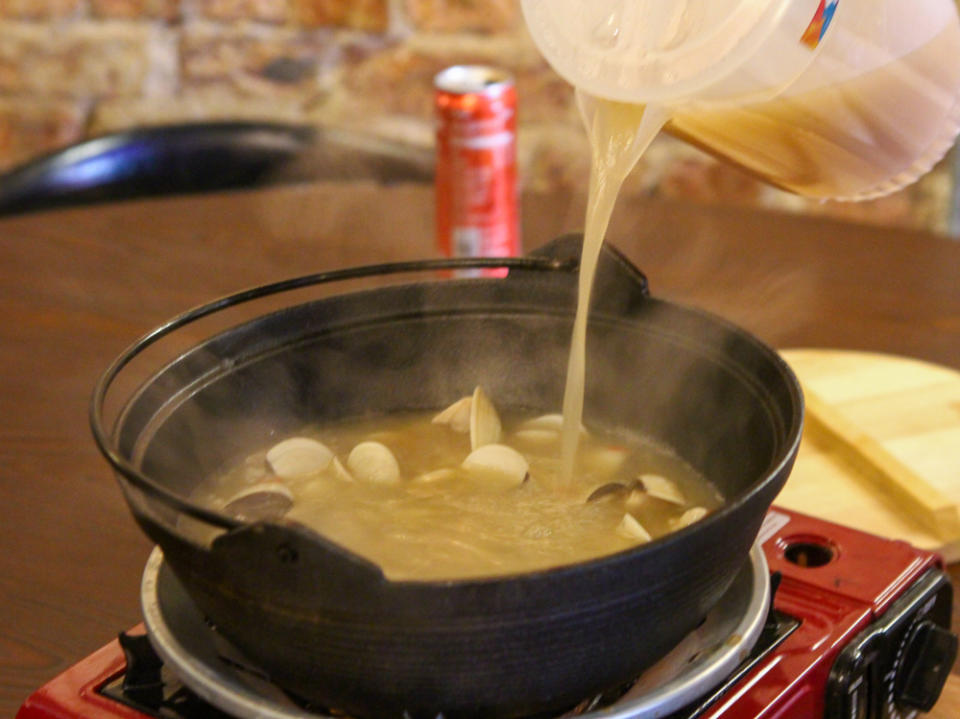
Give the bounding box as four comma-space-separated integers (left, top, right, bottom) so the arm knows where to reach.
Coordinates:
559, 96, 667, 479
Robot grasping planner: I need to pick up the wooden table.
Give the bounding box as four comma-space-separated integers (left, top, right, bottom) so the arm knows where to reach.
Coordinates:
2, 182, 960, 717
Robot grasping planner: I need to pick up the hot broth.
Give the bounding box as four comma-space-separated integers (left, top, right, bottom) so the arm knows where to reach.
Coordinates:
195, 391, 721, 581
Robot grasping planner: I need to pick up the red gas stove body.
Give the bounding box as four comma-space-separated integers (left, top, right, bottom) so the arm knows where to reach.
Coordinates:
16, 509, 957, 719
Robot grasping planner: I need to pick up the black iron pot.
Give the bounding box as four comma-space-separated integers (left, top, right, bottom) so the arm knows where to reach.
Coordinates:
91, 236, 803, 719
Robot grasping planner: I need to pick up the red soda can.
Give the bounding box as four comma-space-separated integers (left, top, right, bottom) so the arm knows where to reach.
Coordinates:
435, 65, 519, 276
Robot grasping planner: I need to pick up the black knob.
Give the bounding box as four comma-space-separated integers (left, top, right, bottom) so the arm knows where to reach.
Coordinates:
895, 620, 958, 712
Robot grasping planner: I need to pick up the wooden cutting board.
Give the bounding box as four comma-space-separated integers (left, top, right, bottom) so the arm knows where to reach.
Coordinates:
776, 349, 960, 562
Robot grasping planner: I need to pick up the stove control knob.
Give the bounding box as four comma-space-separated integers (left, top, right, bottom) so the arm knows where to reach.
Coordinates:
895, 620, 958, 712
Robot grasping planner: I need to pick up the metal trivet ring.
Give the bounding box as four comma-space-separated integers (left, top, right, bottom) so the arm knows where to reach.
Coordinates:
141, 545, 769, 719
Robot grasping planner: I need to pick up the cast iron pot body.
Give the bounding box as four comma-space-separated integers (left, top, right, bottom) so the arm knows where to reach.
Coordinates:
93, 237, 803, 719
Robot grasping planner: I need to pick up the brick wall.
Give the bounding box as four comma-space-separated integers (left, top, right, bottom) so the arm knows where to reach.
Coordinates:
0, 0, 956, 233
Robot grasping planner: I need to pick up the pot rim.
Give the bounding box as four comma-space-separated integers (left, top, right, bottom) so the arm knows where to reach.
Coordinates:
90, 251, 803, 589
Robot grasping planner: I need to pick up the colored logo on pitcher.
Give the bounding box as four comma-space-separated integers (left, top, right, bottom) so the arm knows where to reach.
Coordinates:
801, 0, 839, 49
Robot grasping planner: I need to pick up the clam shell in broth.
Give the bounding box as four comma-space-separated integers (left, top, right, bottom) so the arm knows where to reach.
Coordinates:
347, 441, 401, 485
432, 396, 472, 434
469, 386, 501, 450
266, 437, 333, 479
223, 482, 294, 521
462, 443, 529, 488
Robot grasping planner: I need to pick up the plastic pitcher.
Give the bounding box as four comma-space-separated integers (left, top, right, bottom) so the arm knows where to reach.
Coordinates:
521, 0, 960, 200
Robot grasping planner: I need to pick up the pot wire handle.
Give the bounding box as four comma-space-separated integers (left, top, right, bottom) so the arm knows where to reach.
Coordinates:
90, 254, 579, 530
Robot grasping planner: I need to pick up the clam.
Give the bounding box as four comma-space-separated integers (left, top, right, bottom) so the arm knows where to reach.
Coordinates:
672, 506, 709, 530
469, 386, 501, 450
330, 456, 354, 483
223, 482, 294, 521
518, 413, 587, 435
586, 481, 633, 503
636, 474, 686, 506
462, 444, 529, 488
411, 467, 459, 484
511, 414, 592, 451
585, 476, 645, 504
581, 444, 629, 476
617, 513, 652, 542
625, 488, 647, 511
510, 428, 560, 446
432, 396, 472, 434
266, 437, 333, 479
518, 414, 562, 431
347, 441, 401, 486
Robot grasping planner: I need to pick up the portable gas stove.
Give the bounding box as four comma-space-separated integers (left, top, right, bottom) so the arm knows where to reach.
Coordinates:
16, 508, 958, 719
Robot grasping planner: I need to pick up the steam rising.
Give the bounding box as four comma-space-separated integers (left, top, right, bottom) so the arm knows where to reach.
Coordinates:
256, 126, 433, 187
116, 237, 798, 545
